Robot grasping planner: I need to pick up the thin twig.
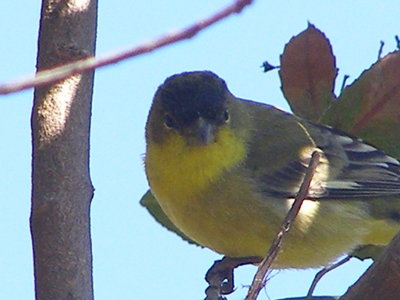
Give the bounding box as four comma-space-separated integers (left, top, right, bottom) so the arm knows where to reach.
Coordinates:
306, 255, 351, 298
0, 0, 254, 95
245, 151, 321, 300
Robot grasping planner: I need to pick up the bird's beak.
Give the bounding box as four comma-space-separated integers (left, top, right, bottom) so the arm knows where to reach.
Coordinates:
187, 118, 215, 146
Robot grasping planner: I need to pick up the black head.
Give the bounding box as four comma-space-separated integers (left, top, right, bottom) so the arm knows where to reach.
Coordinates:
155, 71, 230, 130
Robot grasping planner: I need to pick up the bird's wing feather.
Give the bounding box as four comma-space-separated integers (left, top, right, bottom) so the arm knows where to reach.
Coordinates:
315, 123, 400, 199
258, 121, 400, 200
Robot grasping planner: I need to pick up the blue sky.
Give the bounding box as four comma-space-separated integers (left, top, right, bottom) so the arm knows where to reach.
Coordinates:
1, 1, 399, 299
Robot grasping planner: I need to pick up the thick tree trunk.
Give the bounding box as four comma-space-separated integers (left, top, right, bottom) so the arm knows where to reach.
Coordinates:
31, 1, 97, 299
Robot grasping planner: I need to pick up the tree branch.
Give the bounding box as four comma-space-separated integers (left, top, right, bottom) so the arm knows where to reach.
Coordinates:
307, 255, 351, 298
245, 151, 321, 300
340, 231, 400, 299
0, 0, 253, 95
30, 0, 97, 298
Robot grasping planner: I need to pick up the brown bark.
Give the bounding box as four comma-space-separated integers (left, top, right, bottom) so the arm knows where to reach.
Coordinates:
341, 232, 400, 300
31, 1, 97, 299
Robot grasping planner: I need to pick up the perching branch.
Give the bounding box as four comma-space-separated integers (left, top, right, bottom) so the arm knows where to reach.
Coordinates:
204, 151, 321, 300
245, 150, 321, 300
0, 0, 253, 95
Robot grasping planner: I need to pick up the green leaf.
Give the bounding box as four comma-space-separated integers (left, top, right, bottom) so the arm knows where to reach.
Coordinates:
321, 50, 400, 158
140, 190, 202, 247
280, 23, 337, 122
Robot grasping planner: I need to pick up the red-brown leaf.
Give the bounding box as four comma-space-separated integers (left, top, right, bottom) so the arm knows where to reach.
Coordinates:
322, 51, 400, 158
280, 23, 337, 121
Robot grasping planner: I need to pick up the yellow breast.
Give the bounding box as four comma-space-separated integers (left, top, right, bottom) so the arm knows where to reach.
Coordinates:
145, 127, 246, 220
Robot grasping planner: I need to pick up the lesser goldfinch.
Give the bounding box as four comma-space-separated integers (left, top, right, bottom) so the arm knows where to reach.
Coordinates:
145, 71, 400, 268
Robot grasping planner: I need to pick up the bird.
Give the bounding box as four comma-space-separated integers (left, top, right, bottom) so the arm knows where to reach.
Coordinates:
144, 70, 400, 268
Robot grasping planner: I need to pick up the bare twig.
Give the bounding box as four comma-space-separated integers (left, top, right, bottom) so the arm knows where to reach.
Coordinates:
245, 151, 321, 300
306, 255, 351, 298
0, 0, 254, 95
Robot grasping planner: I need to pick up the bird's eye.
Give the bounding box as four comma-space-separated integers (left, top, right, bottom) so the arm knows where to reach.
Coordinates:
222, 109, 230, 123
164, 114, 176, 129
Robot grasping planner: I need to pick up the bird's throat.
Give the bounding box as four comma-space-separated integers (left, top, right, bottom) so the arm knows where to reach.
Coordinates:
145, 127, 246, 205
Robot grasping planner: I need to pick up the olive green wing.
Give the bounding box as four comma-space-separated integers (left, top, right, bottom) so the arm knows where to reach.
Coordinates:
307, 122, 400, 200
243, 103, 400, 201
